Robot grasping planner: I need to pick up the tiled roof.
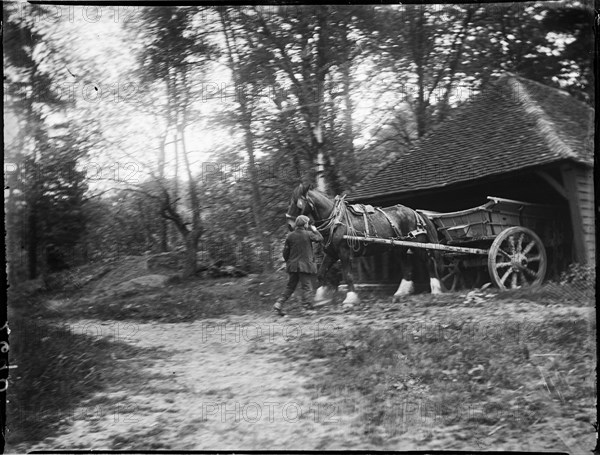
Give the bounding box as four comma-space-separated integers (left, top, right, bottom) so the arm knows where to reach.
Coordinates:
349, 73, 594, 201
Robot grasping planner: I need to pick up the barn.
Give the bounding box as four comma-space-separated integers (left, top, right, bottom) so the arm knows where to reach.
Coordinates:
348, 73, 595, 287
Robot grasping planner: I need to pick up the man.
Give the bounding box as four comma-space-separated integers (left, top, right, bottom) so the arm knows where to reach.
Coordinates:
273, 215, 324, 316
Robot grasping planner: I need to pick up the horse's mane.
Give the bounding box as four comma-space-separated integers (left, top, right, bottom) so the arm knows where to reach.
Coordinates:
307, 188, 333, 206
290, 183, 330, 203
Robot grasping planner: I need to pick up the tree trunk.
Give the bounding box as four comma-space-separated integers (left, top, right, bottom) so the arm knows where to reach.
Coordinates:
220, 11, 273, 272
415, 65, 427, 137
341, 21, 355, 158
160, 218, 168, 252
178, 80, 204, 278
158, 128, 169, 252
6, 186, 17, 283
241, 114, 274, 271
182, 228, 202, 278
413, 10, 428, 138
27, 206, 38, 279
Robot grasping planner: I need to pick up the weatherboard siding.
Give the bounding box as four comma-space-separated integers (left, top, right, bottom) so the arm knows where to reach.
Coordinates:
562, 164, 595, 265
574, 166, 595, 264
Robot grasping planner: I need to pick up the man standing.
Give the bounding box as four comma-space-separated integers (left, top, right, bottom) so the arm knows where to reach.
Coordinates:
273, 215, 324, 316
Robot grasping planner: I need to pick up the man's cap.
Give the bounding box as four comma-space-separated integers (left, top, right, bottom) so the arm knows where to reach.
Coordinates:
295, 215, 310, 227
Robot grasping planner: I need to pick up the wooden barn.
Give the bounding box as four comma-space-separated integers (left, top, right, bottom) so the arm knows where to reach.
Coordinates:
348, 73, 595, 287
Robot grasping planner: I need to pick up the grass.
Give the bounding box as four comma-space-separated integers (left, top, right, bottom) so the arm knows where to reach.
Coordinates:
280, 282, 596, 446
494, 281, 595, 306
29, 254, 293, 322
52, 273, 286, 322
7, 290, 170, 448
8, 256, 596, 449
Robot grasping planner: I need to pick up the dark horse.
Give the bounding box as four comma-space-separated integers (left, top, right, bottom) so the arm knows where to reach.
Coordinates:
286, 183, 442, 305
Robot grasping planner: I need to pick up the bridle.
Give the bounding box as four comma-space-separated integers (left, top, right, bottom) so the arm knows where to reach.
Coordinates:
286, 193, 319, 224
285, 190, 353, 248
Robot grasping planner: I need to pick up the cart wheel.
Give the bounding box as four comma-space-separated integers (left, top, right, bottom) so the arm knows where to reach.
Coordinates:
488, 227, 547, 290
439, 256, 466, 292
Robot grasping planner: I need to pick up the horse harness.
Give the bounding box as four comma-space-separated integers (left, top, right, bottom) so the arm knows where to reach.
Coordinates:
289, 192, 429, 244
349, 203, 428, 241
376, 207, 429, 241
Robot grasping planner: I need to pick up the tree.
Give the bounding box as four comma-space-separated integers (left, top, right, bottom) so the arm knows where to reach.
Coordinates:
374, 5, 477, 138
134, 6, 215, 277
4, 3, 90, 279
217, 7, 278, 270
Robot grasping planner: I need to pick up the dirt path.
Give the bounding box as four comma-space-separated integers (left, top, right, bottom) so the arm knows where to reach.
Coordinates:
11, 299, 595, 452
18, 315, 372, 451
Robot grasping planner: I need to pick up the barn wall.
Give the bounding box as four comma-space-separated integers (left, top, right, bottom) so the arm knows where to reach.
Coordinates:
355, 251, 402, 284
562, 164, 595, 265
575, 166, 595, 265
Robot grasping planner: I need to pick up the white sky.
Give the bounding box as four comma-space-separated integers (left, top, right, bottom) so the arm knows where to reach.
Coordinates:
6, 3, 579, 193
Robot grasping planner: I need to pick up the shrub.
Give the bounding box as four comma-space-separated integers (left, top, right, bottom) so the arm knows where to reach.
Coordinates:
559, 263, 595, 286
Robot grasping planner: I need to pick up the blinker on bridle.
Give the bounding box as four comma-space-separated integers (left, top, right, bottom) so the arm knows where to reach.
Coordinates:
286, 195, 316, 221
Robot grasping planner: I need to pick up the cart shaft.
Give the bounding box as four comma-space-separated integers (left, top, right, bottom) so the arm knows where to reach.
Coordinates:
342, 235, 489, 255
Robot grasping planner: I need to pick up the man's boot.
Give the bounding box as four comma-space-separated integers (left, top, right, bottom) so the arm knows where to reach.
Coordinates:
273, 298, 286, 317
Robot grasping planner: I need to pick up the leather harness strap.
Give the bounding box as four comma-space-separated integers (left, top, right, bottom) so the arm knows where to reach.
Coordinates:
408, 211, 428, 239
376, 207, 429, 240
376, 207, 403, 238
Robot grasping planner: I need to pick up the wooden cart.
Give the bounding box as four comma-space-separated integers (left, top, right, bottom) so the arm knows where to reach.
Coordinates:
344, 196, 560, 290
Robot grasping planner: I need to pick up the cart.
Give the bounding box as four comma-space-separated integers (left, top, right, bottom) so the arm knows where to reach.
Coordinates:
343, 196, 560, 291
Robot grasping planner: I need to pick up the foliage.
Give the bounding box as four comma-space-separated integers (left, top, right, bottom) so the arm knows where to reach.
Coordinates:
4, 3, 593, 280
559, 263, 596, 286
82, 187, 166, 261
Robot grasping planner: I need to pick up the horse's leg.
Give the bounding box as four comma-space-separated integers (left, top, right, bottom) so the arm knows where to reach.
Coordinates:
393, 248, 415, 302
339, 247, 360, 306
426, 251, 443, 294
420, 217, 443, 294
413, 248, 443, 295
315, 254, 337, 303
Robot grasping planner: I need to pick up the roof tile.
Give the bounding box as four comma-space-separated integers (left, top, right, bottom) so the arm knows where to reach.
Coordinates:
349, 73, 594, 201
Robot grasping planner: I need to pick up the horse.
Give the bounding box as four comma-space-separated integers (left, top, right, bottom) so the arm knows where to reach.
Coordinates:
285, 183, 442, 305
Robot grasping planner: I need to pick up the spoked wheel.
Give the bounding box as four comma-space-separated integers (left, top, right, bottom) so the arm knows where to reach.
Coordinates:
439, 255, 467, 292
488, 227, 547, 290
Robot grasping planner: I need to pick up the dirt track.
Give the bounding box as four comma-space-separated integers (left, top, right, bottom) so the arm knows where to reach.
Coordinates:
16, 315, 371, 451
10, 296, 595, 453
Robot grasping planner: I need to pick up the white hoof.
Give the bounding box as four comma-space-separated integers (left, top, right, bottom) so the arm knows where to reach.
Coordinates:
430, 278, 442, 295
315, 286, 330, 302
395, 279, 414, 296
342, 291, 360, 305
342, 303, 354, 311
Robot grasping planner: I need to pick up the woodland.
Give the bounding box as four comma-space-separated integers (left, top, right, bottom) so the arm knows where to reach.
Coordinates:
4, 2, 594, 282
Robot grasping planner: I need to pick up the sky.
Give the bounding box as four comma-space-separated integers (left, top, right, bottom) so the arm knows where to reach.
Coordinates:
5, 3, 224, 191
6, 3, 395, 192
6, 3, 580, 194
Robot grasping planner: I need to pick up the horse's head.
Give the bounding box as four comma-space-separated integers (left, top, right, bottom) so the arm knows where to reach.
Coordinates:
286, 183, 316, 231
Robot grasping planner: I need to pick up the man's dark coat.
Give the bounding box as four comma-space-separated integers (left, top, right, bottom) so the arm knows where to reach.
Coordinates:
283, 228, 323, 274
